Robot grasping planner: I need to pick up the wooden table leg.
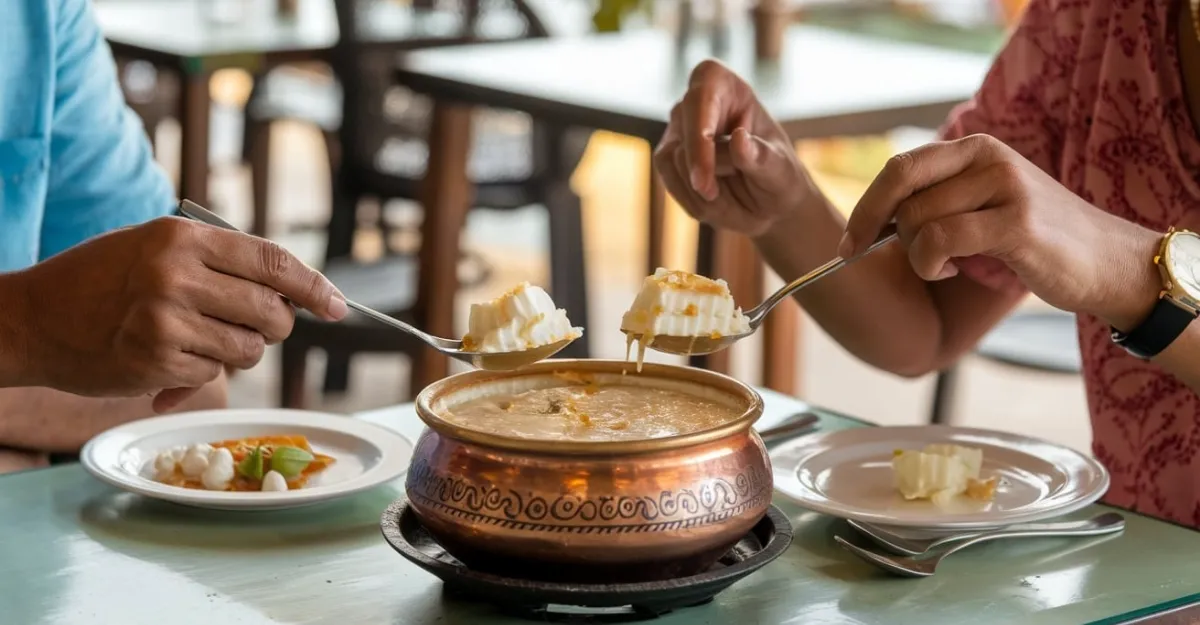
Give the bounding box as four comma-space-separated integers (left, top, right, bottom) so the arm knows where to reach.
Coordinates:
707, 229, 759, 376
414, 102, 474, 392
647, 160, 666, 276
762, 276, 801, 395
704, 228, 802, 395
177, 72, 212, 207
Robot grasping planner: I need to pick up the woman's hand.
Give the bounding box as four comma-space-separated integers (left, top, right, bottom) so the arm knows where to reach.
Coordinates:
654, 60, 811, 237
840, 133, 1160, 323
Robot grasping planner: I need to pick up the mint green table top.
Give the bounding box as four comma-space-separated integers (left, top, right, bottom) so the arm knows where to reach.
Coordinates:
0, 389, 1197, 624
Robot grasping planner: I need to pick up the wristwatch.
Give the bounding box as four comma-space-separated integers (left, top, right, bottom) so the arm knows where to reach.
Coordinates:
1111, 227, 1200, 359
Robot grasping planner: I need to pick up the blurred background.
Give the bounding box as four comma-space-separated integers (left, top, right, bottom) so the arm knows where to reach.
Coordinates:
98, 0, 1088, 453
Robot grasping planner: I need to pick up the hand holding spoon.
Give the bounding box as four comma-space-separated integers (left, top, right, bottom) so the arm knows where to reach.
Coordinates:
177, 200, 576, 370
626, 136, 899, 356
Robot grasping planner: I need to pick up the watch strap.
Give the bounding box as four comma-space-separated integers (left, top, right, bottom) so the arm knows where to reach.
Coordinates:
1111, 298, 1198, 359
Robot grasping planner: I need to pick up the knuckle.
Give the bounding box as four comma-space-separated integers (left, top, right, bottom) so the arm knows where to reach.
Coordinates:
989, 160, 1025, 187
151, 216, 199, 248
229, 330, 266, 367
669, 100, 685, 120
141, 305, 176, 346
917, 220, 951, 252
690, 59, 725, 83
257, 240, 293, 281
883, 151, 917, 185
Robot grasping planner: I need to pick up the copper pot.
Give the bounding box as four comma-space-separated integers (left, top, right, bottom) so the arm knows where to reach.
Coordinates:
405, 360, 771, 583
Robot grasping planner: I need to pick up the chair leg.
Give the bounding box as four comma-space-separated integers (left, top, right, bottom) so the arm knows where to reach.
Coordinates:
280, 339, 309, 409
929, 366, 958, 425
247, 120, 272, 238
325, 181, 359, 262
543, 125, 590, 359
689, 224, 717, 369
322, 351, 352, 394
546, 186, 589, 359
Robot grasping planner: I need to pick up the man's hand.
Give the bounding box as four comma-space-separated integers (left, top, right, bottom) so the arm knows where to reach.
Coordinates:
6, 217, 346, 411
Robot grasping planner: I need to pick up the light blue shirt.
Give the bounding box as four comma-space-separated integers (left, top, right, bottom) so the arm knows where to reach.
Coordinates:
0, 0, 175, 271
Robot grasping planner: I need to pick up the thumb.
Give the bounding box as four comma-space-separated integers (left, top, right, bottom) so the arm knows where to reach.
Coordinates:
152, 387, 199, 413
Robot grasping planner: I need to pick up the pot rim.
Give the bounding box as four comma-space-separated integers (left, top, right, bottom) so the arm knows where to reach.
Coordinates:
414, 359, 764, 456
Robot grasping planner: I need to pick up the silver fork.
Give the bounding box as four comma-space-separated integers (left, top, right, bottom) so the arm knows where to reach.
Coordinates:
835, 512, 1125, 577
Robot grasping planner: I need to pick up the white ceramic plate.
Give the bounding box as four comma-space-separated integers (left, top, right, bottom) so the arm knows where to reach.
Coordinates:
81, 409, 414, 510
771, 425, 1109, 529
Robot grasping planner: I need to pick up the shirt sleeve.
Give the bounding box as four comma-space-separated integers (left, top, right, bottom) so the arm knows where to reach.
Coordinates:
38, 0, 176, 260
937, 0, 1079, 294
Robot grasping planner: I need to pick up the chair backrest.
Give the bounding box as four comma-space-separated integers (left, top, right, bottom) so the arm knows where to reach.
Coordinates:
329, 0, 551, 179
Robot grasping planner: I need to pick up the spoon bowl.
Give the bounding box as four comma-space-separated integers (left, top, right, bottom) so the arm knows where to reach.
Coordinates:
623, 332, 747, 357
628, 223, 897, 357
467, 338, 577, 370
177, 200, 579, 370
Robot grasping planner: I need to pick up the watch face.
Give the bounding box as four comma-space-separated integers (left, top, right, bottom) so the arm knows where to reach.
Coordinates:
1167, 232, 1200, 300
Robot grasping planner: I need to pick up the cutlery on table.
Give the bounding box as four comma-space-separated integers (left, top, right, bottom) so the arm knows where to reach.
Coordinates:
622, 135, 898, 357
847, 515, 1125, 556
177, 200, 576, 371
836, 512, 1125, 577
757, 412, 820, 443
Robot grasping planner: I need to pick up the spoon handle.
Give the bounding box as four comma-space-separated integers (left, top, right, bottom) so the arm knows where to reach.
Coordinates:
342, 300, 454, 349
176, 200, 456, 353
932, 512, 1125, 561
757, 412, 820, 443
747, 225, 898, 326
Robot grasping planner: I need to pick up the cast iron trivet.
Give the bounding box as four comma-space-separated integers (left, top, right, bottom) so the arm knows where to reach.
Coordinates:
380, 499, 793, 622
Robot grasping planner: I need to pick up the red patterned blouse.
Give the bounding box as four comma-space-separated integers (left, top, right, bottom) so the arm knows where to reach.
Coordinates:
942, 0, 1200, 526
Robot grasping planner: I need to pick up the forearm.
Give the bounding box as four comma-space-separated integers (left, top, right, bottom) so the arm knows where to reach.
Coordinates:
752, 182, 1020, 375
0, 373, 228, 453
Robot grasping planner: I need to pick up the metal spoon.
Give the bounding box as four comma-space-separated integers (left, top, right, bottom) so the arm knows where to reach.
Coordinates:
835, 512, 1125, 577
625, 224, 897, 356
177, 200, 577, 371
627, 135, 898, 356
756, 412, 819, 443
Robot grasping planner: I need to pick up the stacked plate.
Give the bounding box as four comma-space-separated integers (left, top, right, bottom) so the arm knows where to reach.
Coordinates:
769, 425, 1109, 532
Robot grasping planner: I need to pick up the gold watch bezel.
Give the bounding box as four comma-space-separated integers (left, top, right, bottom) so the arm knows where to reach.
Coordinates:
1154, 227, 1200, 314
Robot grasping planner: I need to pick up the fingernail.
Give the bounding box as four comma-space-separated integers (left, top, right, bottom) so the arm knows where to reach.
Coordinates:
934, 264, 960, 280
837, 232, 854, 258
327, 294, 348, 320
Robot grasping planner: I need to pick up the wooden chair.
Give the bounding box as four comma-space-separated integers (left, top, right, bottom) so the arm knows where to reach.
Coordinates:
279, 0, 592, 407
929, 308, 1082, 424
115, 58, 178, 155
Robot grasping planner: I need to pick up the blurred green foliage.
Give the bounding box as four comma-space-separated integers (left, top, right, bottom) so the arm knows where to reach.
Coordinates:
592, 0, 648, 32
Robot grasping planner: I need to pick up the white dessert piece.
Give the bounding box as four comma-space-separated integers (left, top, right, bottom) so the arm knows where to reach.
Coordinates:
179, 443, 213, 478
200, 447, 235, 491
261, 470, 289, 492
892, 444, 995, 505
620, 269, 750, 339
462, 283, 582, 353
153, 451, 179, 480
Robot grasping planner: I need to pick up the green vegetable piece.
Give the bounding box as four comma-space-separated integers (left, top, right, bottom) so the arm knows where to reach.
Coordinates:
237, 446, 264, 480
269, 446, 314, 479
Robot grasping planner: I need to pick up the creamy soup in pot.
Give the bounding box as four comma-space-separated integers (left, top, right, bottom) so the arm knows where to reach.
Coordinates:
443, 373, 744, 442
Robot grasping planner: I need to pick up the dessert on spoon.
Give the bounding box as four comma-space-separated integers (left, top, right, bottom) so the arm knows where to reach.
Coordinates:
177, 200, 580, 370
